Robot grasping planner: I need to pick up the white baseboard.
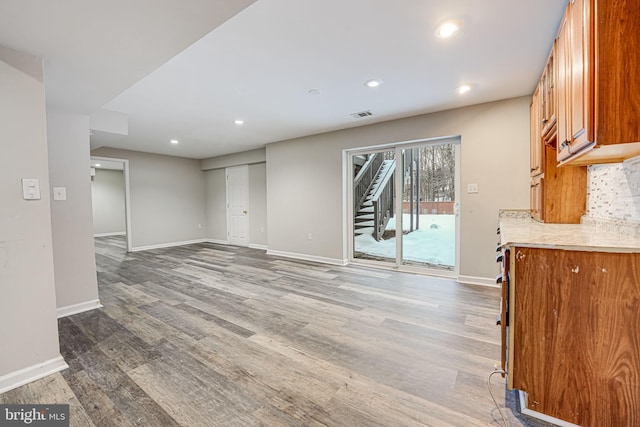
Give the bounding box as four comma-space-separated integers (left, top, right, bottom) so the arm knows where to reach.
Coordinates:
0, 356, 68, 394
249, 243, 268, 251
457, 275, 499, 288
266, 249, 348, 266
57, 299, 103, 319
130, 238, 210, 252
518, 391, 581, 427
205, 238, 230, 245
93, 231, 126, 237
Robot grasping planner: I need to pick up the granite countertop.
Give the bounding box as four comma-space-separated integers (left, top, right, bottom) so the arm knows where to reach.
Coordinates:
498, 210, 640, 252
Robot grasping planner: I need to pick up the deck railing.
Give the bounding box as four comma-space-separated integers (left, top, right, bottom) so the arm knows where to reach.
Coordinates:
371, 160, 395, 241
354, 153, 383, 213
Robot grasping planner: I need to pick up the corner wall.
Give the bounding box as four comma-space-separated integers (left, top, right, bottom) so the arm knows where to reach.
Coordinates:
0, 46, 65, 392
47, 110, 101, 316
266, 97, 531, 281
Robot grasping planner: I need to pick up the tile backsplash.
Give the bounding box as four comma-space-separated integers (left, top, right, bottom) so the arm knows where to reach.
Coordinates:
586, 156, 640, 222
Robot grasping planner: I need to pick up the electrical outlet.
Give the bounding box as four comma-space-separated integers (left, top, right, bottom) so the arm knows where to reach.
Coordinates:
307, 233, 312, 240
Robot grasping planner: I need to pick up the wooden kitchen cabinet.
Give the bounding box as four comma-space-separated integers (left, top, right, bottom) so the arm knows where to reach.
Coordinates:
529, 130, 587, 223
507, 246, 640, 426
529, 175, 542, 221
529, 10, 587, 224
540, 45, 556, 140
530, 86, 542, 177
556, 0, 640, 165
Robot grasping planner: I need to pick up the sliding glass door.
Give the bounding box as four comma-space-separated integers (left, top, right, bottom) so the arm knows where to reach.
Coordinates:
349, 138, 459, 275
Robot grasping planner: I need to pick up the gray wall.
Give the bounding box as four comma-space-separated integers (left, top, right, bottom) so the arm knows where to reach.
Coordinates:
91, 169, 126, 235
47, 109, 100, 312
266, 97, 531, 281
201, 150, 268, 247
0, 46, 62, 381
201, 148, 266, 170
204, 169, 227, 241
91, 147, 207, 249
249, 163, 268, 247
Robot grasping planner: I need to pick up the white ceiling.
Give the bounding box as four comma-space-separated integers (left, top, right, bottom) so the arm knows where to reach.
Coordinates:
0, 0, 567, 159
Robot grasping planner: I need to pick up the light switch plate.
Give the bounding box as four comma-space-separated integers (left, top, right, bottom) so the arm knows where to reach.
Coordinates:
467, 183, 479, 194
22, 178, 41, 200
53, 187, 67, 201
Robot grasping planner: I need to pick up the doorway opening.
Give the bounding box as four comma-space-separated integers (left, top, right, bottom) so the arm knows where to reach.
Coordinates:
90, 156, 132, 252
347, 137, 460, 276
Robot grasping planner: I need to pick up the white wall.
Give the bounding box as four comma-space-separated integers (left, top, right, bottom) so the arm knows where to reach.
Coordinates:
266, 97, 531, 281
91, 169, 126, 235
47, 110, 100, 315
91, 147, 207, 249
0, 46, 64, 390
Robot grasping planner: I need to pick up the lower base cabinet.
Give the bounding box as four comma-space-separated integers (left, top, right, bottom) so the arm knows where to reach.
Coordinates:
506, 246, 640, 426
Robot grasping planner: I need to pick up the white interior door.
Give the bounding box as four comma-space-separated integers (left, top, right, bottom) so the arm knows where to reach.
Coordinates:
226, 165, 250, 246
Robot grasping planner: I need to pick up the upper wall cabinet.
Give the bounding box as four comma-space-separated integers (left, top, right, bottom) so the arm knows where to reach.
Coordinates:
556, 0, 640, 165
540, 45, 556, 140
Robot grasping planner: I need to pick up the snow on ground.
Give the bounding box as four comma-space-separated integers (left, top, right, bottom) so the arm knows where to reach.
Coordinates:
354, 214, 455, 267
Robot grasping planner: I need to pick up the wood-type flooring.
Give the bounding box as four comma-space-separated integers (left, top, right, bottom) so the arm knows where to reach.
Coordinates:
1, 237, 553, 426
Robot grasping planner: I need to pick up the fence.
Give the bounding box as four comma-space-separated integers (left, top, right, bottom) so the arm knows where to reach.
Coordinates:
401, 201, 454, 215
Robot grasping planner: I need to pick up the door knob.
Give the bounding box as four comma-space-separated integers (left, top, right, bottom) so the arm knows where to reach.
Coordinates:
243, 210, 247, 214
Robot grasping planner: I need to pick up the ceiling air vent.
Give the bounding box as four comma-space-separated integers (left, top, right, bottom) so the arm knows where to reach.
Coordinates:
350, 110, 373, 119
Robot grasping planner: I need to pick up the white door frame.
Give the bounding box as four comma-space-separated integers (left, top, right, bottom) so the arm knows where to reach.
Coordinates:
90, 156, 133, 252
226, 165, 250, 247
344, 136, 460, 278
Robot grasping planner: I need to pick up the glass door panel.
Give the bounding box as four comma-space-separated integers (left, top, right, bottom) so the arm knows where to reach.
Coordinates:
401, 144, 456, 270
352, 149, 396, 264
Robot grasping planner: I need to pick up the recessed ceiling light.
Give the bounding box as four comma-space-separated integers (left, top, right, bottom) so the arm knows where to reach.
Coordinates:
364, 79, 383, 88
456, 84, 472, 94
170, 139, 179, 144
308, 89, 321, 95
94, 163, 101, 167
234, 119, 244, 125
435, 20, 461, 39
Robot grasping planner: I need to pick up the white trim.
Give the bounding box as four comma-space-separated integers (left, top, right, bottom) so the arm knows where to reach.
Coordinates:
0, 356, 68, 394
519, 391, 582, 427
267, 249, 348, 266
249, 243, 268, 251
206, 238, 229, 245
130, 238, 210, 252
93, 231, 125, 237
456, 275, 499, 288
57, 299, 103, 318
344, 137, 462, 275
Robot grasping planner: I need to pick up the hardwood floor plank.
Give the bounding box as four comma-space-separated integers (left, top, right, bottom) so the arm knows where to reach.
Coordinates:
0, 373, 96, 427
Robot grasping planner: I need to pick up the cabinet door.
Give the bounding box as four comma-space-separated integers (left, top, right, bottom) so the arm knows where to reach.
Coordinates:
568, 0, 594, 155
530, 87, 542, 176
512, 247, 640, 426
556, 10, 571, 161
541, 45, 556, 138
529, 175, 543, 221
